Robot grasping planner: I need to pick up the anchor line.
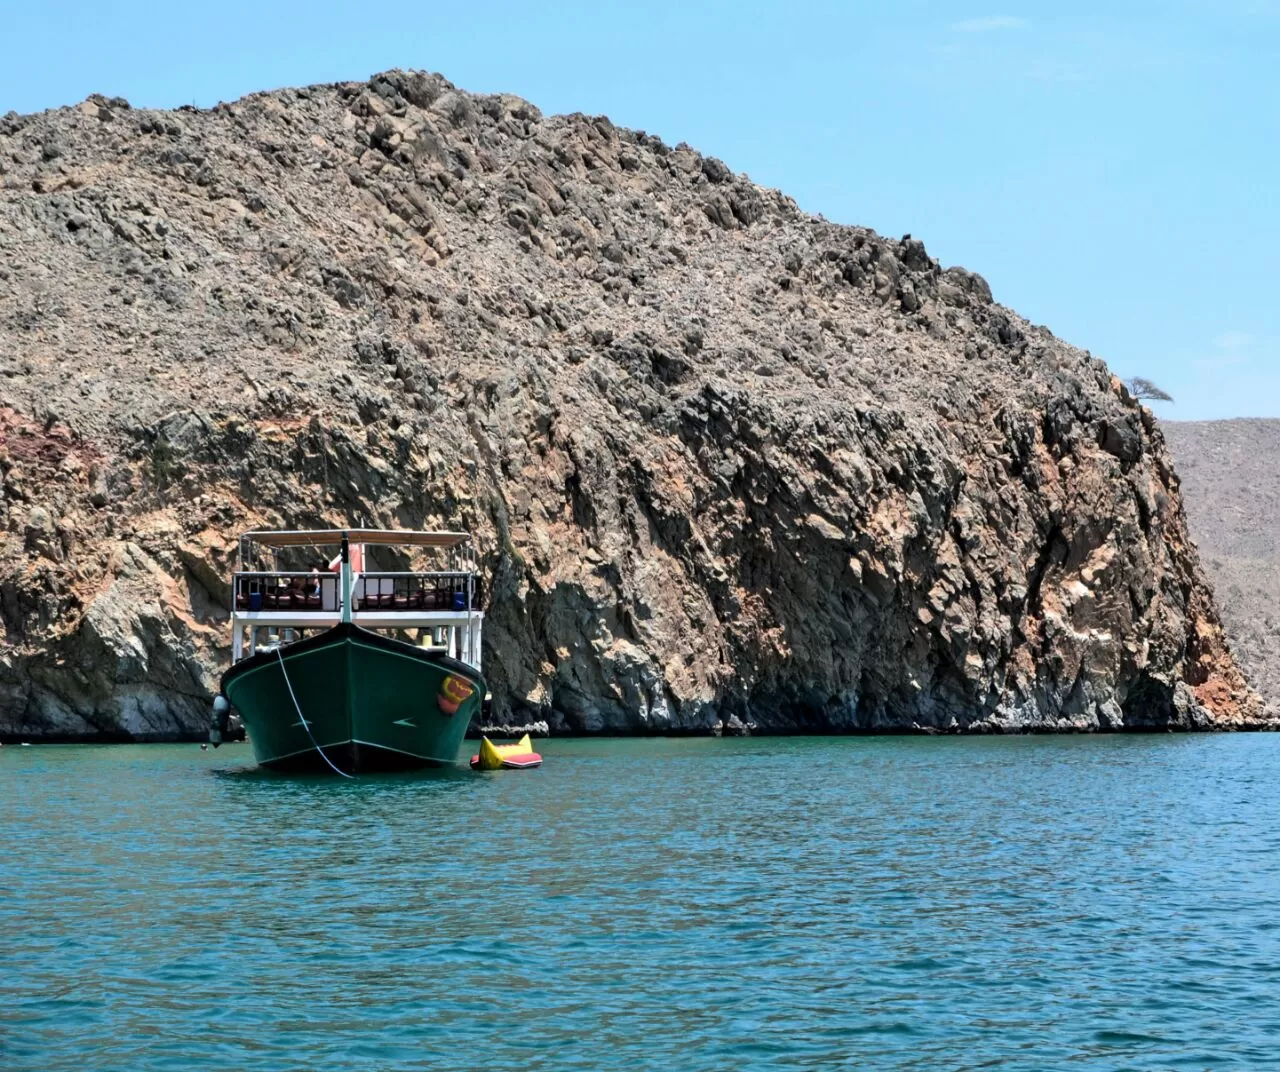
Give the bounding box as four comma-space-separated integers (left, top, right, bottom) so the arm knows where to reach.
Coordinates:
275, 645, 354, 779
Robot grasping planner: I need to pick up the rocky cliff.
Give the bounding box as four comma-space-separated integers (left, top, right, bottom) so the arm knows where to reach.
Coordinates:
0, 70, 1263, 740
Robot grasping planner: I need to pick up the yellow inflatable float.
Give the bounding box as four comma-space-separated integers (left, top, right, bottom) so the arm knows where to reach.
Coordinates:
469, 734, 543, 771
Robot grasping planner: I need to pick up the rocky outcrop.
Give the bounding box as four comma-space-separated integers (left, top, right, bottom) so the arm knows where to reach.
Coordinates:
0, 71, 1264, 739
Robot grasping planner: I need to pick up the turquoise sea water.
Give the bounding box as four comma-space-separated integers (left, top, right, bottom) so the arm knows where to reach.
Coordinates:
4, 734, 1280, 1070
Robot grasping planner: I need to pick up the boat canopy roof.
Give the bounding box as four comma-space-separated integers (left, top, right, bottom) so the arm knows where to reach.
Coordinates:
242, 529, 471, 549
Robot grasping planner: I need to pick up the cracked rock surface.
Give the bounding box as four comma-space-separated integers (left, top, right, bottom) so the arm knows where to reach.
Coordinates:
0, 71, 1264, 739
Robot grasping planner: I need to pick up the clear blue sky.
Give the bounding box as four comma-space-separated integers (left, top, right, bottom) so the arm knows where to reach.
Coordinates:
2, 0, 1276, 420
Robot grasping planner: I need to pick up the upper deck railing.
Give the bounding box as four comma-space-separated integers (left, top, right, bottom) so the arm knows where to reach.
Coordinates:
352, 571, 479, 611
231, 571, 480, 615
234, 571, 339, 612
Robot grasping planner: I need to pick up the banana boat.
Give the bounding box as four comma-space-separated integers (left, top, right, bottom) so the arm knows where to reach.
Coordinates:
470, 733, 543, 771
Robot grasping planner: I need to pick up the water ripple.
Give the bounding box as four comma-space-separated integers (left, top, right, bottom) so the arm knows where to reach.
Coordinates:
4, 734, 1280, 1069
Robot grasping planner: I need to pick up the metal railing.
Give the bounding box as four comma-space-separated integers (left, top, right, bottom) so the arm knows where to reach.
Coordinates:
233, 571, 340, 612
233, 571, 481, 615
352, 571, 479, 612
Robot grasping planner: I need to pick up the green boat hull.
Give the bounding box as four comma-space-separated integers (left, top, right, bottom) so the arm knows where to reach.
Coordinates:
221, 623, 484, 773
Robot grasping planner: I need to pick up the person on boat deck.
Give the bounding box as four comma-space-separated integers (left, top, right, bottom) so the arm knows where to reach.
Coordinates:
309, 564, 323, 597
327, 545, 364, 573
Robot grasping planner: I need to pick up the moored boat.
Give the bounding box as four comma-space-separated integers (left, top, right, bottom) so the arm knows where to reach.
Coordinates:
211, 529, 485, 774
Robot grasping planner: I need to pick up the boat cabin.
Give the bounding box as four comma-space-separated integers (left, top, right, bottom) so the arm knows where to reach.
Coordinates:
229, 529, 483, 671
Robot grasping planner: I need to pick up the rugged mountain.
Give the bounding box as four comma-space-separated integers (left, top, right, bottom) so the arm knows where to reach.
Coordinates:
0, 70, 1263, 740
1163, 420, 1280, 717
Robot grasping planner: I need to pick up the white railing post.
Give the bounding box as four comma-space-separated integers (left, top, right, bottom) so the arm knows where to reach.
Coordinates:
340, 533, 352, 624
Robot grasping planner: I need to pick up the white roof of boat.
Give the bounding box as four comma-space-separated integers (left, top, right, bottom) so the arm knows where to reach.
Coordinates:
242, 529, 471, 548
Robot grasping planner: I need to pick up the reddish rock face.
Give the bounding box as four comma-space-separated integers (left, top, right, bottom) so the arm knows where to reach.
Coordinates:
0, 70, 1263, 739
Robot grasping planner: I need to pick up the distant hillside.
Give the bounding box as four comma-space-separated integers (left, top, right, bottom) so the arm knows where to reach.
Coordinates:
1164, 420, 1280, 714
